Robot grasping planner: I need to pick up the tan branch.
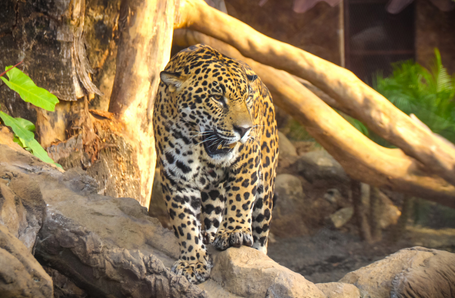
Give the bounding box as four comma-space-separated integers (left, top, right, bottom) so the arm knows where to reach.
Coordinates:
175, 0, 455, 187
174, 29, 455, 208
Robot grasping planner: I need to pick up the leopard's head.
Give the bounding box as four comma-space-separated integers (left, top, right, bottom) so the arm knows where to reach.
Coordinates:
160, 45, 259, 160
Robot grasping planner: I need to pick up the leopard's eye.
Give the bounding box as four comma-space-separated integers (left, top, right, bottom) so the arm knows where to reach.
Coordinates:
211, 95, 226, 107
211, 95, 224, 102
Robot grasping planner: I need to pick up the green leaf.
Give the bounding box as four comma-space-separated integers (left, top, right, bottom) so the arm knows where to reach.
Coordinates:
1, 66, 59, 111
0, 111, 34, 141
373, 48, 455, 144
0, 111, 61, 168
13, 135, 25, 147
14, 117, 35, 132
24, 138, 63, 169
351, 119, 370, 137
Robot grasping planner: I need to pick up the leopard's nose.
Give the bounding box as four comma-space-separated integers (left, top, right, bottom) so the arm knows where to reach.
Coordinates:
233, 125, 251, 139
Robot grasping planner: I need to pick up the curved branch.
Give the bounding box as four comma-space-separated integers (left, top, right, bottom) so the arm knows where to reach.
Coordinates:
175, 0, 455, 187
173, 29, 455, 208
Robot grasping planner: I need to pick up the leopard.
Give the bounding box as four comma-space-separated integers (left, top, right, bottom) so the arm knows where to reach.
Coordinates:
153, 44, 278, 283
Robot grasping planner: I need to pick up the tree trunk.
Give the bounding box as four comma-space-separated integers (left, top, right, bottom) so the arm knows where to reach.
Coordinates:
109, 0, 175, 207
0, 0, 174, 208
352, 180, 372, 243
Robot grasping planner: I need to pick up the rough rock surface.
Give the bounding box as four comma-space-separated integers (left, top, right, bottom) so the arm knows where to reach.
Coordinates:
0, 225, 53, 298
329, 207, 354, 229
0, 141, 336, 298
210, 246, 326, 298
278, 131, 297, 156
0, 143, 205, 298
0, 157, 46, 252
272, 174, 309, 237
3, 130, 455, 298
340, 246, 455, 298
315, 282, 360, 298
296, 151, 349, 184
44, 267, 88, 298
375, 189, 401, 229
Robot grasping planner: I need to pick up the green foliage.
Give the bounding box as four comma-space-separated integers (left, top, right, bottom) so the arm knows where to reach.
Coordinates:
348, 117, 369, 138
0, 112, 35, 142
0, 65, 62, 169
373, 49, 455, 144
1, 66, 59, 111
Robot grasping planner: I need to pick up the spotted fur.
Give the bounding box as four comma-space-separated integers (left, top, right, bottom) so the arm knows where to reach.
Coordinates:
153, 44, 278, 283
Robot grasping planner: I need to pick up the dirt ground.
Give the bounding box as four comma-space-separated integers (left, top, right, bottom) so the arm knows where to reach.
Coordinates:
267, 227, 455, 283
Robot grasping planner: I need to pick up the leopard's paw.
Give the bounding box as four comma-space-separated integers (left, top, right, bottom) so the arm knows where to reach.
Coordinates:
212, 227, 253, 250
171, 256, 213, 284
202, 230, 216, 244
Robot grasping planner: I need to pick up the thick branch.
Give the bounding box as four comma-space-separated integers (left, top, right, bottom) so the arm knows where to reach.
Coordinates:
175, 0, 455, 187
173, 29, 455, 208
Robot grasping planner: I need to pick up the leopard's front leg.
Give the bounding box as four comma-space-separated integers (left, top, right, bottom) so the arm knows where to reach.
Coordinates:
212, 160, 258, 251
161, 183, 212, 283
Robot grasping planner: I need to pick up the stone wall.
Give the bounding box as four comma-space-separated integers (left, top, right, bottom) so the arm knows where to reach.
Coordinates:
225, 0, 343, 66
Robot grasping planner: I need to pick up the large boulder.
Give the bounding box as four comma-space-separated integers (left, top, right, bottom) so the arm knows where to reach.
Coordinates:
0, 157, 46, 252
315, 282, 360, 298
210, 246, 326, 298
340, 246, 455, 298
0, 143, 204, 298
272, 174, 309, 237
0, 225, 53, 298
44, 267, 88, 298
296, 151, 349, 184
278, 131, 297, 157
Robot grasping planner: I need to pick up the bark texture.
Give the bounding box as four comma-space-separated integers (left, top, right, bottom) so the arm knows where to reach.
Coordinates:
109, 0, 176, 207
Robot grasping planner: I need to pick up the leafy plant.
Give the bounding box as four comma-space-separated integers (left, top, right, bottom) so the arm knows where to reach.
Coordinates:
0, 63, 62, 169
373, 49, 455, 144
1, 66, 59, 111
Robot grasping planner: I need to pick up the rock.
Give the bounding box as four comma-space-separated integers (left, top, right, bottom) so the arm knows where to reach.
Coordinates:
329, 207, 354, 229
198, 280, 243, 298
278, 131, 297, 156
272, 174, 309, 237
324, 188, 342, 205
340, 246, 455, 298
293, 141, 321, 156
276, 154, 300, 175
44, 267, 88, 298
0, 162, 46, 252
0, 126, 24, 151
0, 144, 205, 298
0, 224, 53, 298
210, 246, 326, 298
1, 141, 333, 297
316, 282, 360, 298
376, 190, 400, 229
296, 150, 349, 184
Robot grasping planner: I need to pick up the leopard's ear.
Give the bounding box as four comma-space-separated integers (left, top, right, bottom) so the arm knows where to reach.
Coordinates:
160, 71, 185, 92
